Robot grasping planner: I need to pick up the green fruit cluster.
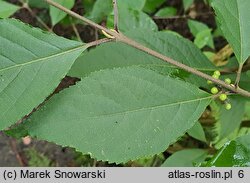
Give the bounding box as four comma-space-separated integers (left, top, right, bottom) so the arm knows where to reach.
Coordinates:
207, 70, 232, 85
208, 71, 232, 110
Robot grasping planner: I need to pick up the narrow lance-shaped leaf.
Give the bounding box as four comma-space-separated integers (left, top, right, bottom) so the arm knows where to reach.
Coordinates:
0, 19, 86, 130
212, 0, 250, 63
23, 67, 211, 163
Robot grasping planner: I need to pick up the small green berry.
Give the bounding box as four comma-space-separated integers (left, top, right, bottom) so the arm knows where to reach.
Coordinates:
214, 70, 221, 76
211, 87, 219, 94
219, 94, 227, 101
212, 74, 219, 79
225, 103, 232, 110
207, 80, 213, 84
225, 78, 231, 84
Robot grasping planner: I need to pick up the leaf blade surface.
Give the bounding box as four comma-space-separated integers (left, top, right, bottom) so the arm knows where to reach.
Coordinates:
24, 67, 211, 163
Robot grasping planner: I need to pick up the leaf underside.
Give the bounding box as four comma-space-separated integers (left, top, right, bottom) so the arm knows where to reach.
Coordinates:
0, 19, 85, 130
212, 0, 250, 63
23, 67, 211, 163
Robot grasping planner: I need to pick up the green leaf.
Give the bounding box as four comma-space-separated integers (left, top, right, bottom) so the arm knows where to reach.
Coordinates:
69, 29, 215, 78
237, 73, 250, 92
89, 0, 113, 23
162, 149, 208, 167
183, 0, 194, 11
238, 128, 250, 139
154, 7, 177, 18
0, 19, 85, 130
117, 0, 146, 11
220, 72, 250, 92
194, 29, 214, 49
28, 0, 49, 8
188, 20, 214, 49
50, 0, 75, 25
0, 0, 20, 18
26, 148, 52, 167
213, 96, 245, 140
247, 71, 250, 77
91, 0, 146, 25
4, 124, 28, 138
82, 0, 95, 15
187, 122, 206, 142
205, 134, 250, 167
107, 8, 158, 32
23, 67, 211, 163
203, 51, 215, 61
188, 19, 210, 36
143, 0, 165, 13
246, 102, 250, 119
212, 0, 250, 63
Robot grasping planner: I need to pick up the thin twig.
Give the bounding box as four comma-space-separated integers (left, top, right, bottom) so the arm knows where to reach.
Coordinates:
118, 35, 250, 97
45, 0, 250, 98
235, 63, 243, 88
113, 0, 119, 32
92, 159, 97, 167
22, 2, 52, 32
9, 139, 26, 166
221, 62, 250, 74
94, 28, 99, 40
150, 155, 159, 167
70, 18, 83, 42
86, 38, 113, 47
45, 0, 118, 37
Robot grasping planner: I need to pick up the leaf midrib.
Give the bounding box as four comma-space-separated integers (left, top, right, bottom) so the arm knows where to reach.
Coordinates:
75, 95, 212, 120
235, 1, 243, 63
0, 44, 86, 73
